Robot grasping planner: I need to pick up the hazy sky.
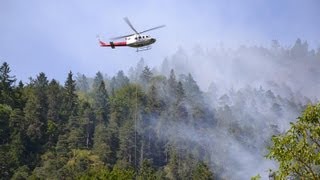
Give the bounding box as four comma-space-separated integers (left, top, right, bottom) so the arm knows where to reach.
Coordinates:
1, 0, 319, 83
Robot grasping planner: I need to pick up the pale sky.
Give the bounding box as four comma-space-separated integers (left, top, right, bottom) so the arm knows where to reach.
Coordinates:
1, 0, 319, 83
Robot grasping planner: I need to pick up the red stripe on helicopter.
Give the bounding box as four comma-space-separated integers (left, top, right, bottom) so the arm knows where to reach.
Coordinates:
112, 41, 127, 46
99, 40, 127, 47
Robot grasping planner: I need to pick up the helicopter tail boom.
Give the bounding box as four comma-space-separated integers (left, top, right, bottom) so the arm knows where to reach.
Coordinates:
99, 40, 127, 48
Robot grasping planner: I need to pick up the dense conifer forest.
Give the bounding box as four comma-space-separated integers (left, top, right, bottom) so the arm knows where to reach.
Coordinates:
1, 39, 320, 179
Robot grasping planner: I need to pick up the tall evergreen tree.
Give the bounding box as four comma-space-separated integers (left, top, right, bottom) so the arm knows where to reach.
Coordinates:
24, 73, 49, 146
0, 104, 12, 144
93, 71, 104, 90
24, 90, 46, 146
13, 81, 26, 110
140, 66, 153, 85
82, 103, 95, 148
94, 81, 109, 124
117, 120, 141, 169
76, 73, 90, 92
46, 79, 62, 147
0, 62, 16, 106
47, 79, 62, 124
110, 70, 130, 92
63, 71, 78, 118
93, 123, 112, 165
167, 69, 178, 103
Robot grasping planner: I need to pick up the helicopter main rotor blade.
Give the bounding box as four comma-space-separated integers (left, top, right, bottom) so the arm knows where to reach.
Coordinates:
139, 25, 166, 34
110, 33, 134, 40
124, 17, 139, 34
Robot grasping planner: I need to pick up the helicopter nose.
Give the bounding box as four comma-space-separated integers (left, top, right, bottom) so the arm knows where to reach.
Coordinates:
151, 38, 156, 43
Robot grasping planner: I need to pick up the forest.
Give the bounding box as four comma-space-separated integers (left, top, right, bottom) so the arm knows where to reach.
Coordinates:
1, 38, 320, 179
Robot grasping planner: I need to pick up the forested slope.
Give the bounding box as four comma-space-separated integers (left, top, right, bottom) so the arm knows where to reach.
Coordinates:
1, 39, 319, 179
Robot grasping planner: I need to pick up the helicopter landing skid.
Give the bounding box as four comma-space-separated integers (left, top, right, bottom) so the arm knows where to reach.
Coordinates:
136, 46, 152, 52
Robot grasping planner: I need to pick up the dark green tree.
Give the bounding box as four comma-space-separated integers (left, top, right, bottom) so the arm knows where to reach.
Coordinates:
0, 104, 11, 144
93, 71, 104, 90
0, 62, 16, 106
117, 120, 141, 169
46, 79, 63, 146
192, 162, 214, 180
140, 66, 153, 85
137, 159, 156, 180
63, 71, 78, 118
110, 70, 129, 92
24, 73, 49, 147
93, 123, 112, 165
82, 103, 95, 148
93, 81, 109, 124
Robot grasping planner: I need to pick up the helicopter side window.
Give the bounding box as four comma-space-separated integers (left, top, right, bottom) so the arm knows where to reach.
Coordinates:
139, 36, 141, 39
135, 37, 137, 40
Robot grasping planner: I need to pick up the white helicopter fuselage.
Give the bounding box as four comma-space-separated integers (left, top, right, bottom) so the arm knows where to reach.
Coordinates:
125, 34, 156, 47
99, 17, 164, 50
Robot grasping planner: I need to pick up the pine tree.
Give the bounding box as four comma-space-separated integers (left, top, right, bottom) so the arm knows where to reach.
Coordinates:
76, 73, 89, 92
82, 103, 95, 148
93, 81, 109, 124
110, 70, 129, 92
13, 81, 26, 110
63, 71, 78, 118
192, 162, 214, 180
0, 62, 16, 106
146, 84, 163, 116
93, 123, 112, 165
0, 104, 12, 144
46, 79, 63, 147
24, 73, 49, 146
93, 71, 104, 90
137, 159, 156, 180
117, 120, 140, 169
175, 81, 188, 121
140, 66, 153, 85
9, 109, 27, 166
47, 80, 62, 120
168, 69, 177, 93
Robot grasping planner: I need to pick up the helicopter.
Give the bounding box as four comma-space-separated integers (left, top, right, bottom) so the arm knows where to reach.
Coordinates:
99, 17, 165, 52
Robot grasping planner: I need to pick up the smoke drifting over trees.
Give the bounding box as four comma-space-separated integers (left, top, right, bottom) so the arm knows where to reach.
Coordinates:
0, 39, 319, 179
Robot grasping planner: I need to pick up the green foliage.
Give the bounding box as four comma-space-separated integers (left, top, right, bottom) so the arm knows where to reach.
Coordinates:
267, 103, 320, 179
93, 123, 112, 165
137, 159, 157, 180
0, 104, 12, 144
1, 61, 312, 179
110, 70, 129, 92
0, 62, 16, 106
77, 166, 135, 180
63, 71, 78, 118
93, 71, 104, 90
11, 165, 30, 180
250, 174, 261, 180
192, 162, 214, 180
93, 81, 109, 124
76, 74, 90, 92
24, 89, 47, 145
140, 66, 153, 86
